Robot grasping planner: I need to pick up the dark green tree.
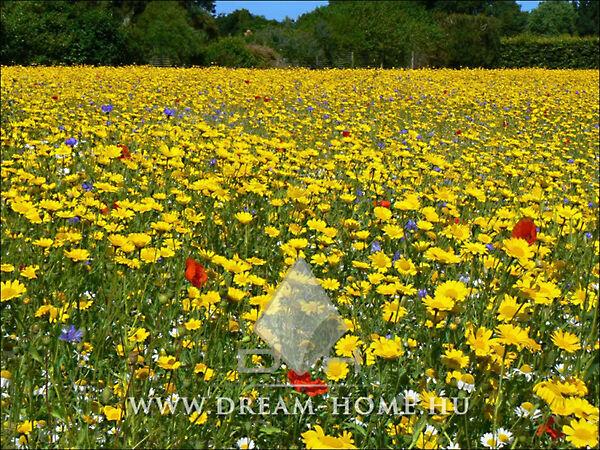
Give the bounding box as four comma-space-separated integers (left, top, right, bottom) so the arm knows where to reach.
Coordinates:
437, 13, 501, 67
416, 0, 527, 36
300, 1, 442, 67
215, 8, 278, 36
572, 0, 599, 36
180, 0, 215, 15
1, 0, 128, 65
528, 0, 577, 35
253, 25, 324, 67
485, 1, 528, 35
127, 0, 206, 65
204, 36, 261, 67
429, 0, 490, 14
110, 0, 215, 16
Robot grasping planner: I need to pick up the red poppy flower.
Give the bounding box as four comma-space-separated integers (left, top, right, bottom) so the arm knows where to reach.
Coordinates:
101, 201, 119, 215
117, 144, 131, 160
263, 96, 271, 102
254, 95, 261, 100
455, 129, 462, 135
536, 416, 564, 440
185, 258, 208, 288
342, 130, 350, 137
373, 200, 391, 208
287, 370, 328, 397
512, 217, 537, 245
51, 95, 59, 101
244, 80, 250, 84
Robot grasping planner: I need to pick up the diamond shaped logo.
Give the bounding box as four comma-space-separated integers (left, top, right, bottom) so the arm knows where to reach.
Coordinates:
254, 258, 347, 374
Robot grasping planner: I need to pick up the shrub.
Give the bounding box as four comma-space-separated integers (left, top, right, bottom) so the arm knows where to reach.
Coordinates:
0, 0, 128, 65
436, 14, 502, 68
204, 37, 263, 67
246, 44, 284, 67
127, 1, 206, 66
498, 34, 599, 68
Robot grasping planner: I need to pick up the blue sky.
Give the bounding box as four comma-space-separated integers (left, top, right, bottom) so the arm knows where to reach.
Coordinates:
215, 1, 541, 21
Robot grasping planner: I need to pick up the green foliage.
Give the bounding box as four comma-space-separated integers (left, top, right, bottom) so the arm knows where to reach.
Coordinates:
252, 26, 323, 67
204, 37, 263, 68
179, 0, 216, 15
572, 0, 599, 36
215, 8, 278, 37
498, 34, 599, 68
426, 0, 493, 15
484, 1, 528, 36
111, 0, 215, 16
436, 13, 501, 67
297, 1, 443, 68
246, 43, 284, 68
0, 0, 597, 68
528, 0, 577, 35
127, 1, 206, 65
0, 0, 129, 65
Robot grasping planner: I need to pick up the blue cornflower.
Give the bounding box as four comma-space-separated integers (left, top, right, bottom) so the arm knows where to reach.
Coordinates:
405, 219, 417, 231
417, 289, 428, 299
164, 107, 176, 117
68, 217, 80, 224
59, 325, 83, 343
101, 104, 113, 114
371, 241, 382, 253
65, 137, 78, 147
82, 182, 93, 191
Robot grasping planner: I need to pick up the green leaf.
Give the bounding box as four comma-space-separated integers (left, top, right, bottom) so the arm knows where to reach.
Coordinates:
260, 425, 284, 435
30, 347, 43, 364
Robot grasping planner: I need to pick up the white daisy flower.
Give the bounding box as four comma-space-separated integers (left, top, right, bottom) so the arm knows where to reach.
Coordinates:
403, 389, 421, 405
236, 437, 256, 449
480, 432, 499, 448
514, 402, 541, 420
496, 428, 513, 446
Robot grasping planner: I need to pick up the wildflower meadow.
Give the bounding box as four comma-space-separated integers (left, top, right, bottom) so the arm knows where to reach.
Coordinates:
1, 67, 599, 449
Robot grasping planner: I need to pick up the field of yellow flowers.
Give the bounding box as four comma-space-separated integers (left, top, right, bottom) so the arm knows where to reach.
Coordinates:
1, 67, 599, 449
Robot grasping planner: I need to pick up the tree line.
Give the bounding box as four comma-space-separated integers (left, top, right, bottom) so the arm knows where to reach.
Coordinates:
1, 0, 598, 67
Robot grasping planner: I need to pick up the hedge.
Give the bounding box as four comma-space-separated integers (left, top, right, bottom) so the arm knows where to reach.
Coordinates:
497, 34, 599, 69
